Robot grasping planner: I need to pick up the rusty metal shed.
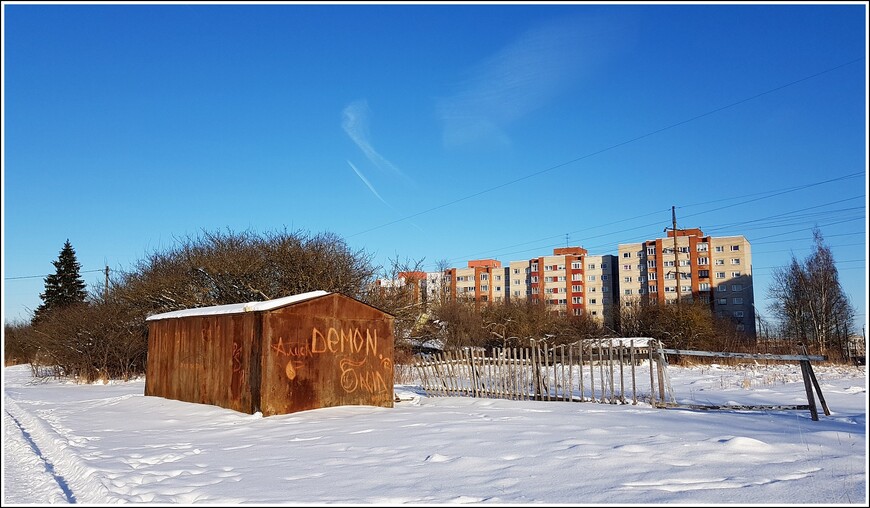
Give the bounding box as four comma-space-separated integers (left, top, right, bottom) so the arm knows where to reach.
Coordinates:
144, 291, 395, 416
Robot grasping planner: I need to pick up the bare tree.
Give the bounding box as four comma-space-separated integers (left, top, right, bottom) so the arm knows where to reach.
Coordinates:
767, 229, 855, 359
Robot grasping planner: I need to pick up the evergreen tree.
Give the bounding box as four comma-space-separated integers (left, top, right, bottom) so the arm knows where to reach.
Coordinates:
32, 240, 88, 324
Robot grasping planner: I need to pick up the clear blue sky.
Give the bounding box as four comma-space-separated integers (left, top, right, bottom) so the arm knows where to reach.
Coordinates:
3, 2, 867, 335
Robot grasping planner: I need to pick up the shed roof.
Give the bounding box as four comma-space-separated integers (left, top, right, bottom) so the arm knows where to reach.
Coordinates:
145, 290, 330, 321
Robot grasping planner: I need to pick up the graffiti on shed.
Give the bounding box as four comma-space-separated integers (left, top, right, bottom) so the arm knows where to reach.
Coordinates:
144, 291, 395, 416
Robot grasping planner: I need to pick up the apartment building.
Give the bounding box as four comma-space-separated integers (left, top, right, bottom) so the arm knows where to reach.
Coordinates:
617, 228, 755, 337
439, 248, 618, 326
582, 254, 619, 326
444, 259, 505, 303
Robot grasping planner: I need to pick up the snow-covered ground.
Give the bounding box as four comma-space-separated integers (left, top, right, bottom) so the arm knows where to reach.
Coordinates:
2, 361, 867, 505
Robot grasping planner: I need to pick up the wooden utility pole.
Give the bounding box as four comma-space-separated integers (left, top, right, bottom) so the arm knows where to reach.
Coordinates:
104, 265, 109, 299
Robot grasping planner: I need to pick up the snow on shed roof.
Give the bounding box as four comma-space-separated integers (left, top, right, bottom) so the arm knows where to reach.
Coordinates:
145, 290, 330, 321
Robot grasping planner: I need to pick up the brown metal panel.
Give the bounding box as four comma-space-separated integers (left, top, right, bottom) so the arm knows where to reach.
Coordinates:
259, 293, 395, 417
145, 312, 257, 414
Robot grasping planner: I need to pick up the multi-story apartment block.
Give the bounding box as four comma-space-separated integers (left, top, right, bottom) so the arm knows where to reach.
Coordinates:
582, 254, 619, 327
444, 259, 504, 303
617, 228, 755, 337
439, 248, 618, 326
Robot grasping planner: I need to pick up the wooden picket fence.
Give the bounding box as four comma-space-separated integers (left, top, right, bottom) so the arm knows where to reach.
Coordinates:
413, 338, 676, 407
413, 338, 831, 421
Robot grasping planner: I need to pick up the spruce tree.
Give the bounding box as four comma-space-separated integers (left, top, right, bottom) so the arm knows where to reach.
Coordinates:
32, 240, 88, 324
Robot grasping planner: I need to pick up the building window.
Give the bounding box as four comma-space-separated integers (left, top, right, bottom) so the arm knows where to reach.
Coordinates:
731, 258, 740, 265
496, 286, 501, 292
664, 286, 676, 293
647, 248, 656, 255
681, 285, 692, 293
649, 285, 657, 293
648, 273, 657, 281
697, 243, 709, 252
573, 262, 582, 269
513, 268, 520, 274
557, 276, 566, 282
715, 259, 725, 266
601, 275, 608, 281
731, 245, 740, 251
601, 287, 608, 292
679, 259, 690, 267
601, 263, 607, 269
665, 273, 675, 280
648, 260, 656, 268
715, 246, 724, 252
623, 252, 631, 258
719, 298, 728, 305
624, 276, 632, 283
531, 263, 538, 271
736, 324, 745, 331
623, 264, 631, 270
589, 298, 597, 304
697, 257, 709, 265
589, 286, 597, 292
734, 311, 745, 318
572, 297, 583, 304
718, 285, 728, 292
587, 275, 596, 281
733, 297, 743, 305
716, 272, 725, 279
495, 275, 501, 281
732, 284, 743, 291
480, 274, 488, 281
624, 289, 632, 295
664, 260, 675, 267
572, 273, 582, 281
572, 285, 583, 292
731, 271, 741, 277
514, 291, 520, 296
514, 279, 521, 285
531, 276, 539, 283
699, 283, 710, 291
481, 285, 488, 291
699, 270, 709, 278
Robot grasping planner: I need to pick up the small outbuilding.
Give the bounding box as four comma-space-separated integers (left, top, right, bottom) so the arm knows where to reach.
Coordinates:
144, 291, 395, 416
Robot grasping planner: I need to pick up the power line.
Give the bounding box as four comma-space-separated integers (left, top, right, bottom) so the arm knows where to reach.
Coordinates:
349, 58, 863, 239
4, 269, 105, 281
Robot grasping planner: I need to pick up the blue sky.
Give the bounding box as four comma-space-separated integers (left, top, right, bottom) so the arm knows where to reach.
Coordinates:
3, 2, 867, 334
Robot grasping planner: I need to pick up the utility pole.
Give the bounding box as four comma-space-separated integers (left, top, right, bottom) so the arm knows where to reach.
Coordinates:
104, 265, 109, 300
671, 206, 680, 303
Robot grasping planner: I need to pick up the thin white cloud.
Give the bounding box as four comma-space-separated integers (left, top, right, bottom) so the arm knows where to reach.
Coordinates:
347, 160, 389, 206
342, 100, 405, 179
437, 15, 628, 148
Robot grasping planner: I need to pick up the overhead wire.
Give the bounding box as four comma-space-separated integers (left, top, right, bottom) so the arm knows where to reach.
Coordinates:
349, 58, 863, 240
